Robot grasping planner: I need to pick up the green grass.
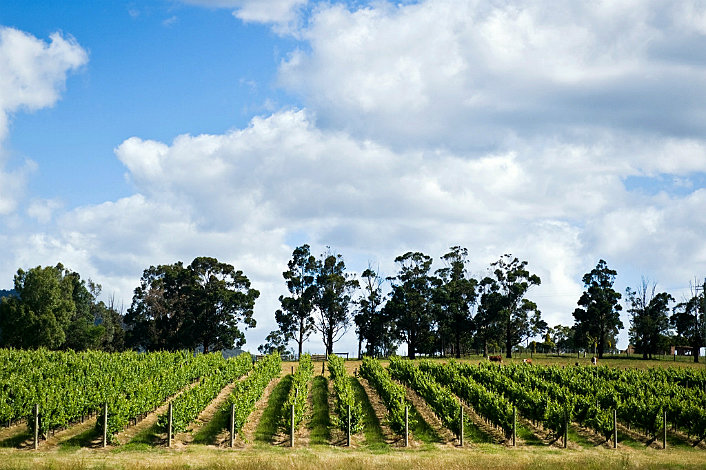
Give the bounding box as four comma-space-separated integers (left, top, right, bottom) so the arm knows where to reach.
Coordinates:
408, 405, 441, 445
462, 417, 494, 444
308, 376, 331, 445
122, 422, 162, 449
255, 374, 292, 444
516, 424, 543, 446
191, 406, 229, 445
350, 377, 388, 450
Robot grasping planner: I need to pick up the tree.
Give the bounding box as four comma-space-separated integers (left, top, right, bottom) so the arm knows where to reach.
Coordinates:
479, 255, 542, 359
434, 246, 477, 358
671, 279, 706, 363
572, 260, 623, 359
354, 265, 393, 358
385, 251, 438, 359
187, 257, 258, 353
270, 244, 318, 358
626, 279, 673, 359
0, 264, 113, 351
313, 249, 358, 356
124, 257, 258, 352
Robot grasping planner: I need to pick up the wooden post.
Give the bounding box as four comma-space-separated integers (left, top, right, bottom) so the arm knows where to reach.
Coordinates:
33, 404, 39, 450
512, 406, 516, 446
613, 409, 617, 449
347, 404, 351, 447
230, 402, 235, 448
404, 406, 409, 447
663, 410, 667, 449
291, 366, 293, 375
459, 404, 464, 447
563, 413, 568, 448
102, 403, 108, 448
167, 402, 173, 448
290, 403, 295, 447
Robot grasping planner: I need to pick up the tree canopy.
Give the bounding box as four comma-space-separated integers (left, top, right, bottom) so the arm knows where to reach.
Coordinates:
125, 257, 258, 352
572, 260, 623, 359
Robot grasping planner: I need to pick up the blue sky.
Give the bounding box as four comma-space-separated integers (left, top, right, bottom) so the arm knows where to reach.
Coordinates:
1, 0, 706, 354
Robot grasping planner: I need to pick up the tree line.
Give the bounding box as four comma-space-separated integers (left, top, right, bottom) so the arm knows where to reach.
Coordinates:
0, 249, 704, 362
261, 246, 706, 362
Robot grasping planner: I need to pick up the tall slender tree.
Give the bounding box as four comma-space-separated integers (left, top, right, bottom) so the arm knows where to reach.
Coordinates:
270, 244, 318, 358
626, 279, 673, 359
480, 254, 542, 359
671, 279, 706, 363
435, 246, 477, 358
385, 251, 437, 359
313, 249, 358, 356
572, 260, 623, 359
354, 264, 392, 358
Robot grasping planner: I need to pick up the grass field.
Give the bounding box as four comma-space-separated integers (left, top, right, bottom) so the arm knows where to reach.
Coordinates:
1, 353, 705, 469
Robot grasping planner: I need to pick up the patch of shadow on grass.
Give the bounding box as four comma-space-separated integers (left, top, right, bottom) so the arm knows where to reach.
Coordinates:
408, 405, 442, 446
255, 374, 292, 444
118, 422, 162, 451
0, 430, 31, 448
350, 376, 388, 452
517, 424, 543, 446
309, 375, 331, 445
58, 426, 101, 451
192, 406, 229, 445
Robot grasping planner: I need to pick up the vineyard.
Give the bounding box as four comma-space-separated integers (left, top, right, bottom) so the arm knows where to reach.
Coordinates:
0, 350, 705, 469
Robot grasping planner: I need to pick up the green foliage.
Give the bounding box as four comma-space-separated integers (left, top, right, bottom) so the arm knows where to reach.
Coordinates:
478, 255, 543, 359
327, 354, 364, 433
355, 266, 394, 358
158, 352, 253, 435
417, 360, 514, 437
273, 244, 318, 358
384, 252, 438, 359
358, 356, 413, 435
626, 281, 673, 359
313, 250, 359, 356
671, 281, 706, 363
388, 357, 464, 435
434, 246, 477, 358
222, 352, 281, 436
0, 264, 117, 351
572, 260, 623, 358
281, 353, 314, 431
125, 257, 259, 352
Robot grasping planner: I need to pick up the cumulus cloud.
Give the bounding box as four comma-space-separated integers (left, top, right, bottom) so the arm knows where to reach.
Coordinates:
8, 107, 701, 350
280, 0, 706, 154
0, 27, 87, 214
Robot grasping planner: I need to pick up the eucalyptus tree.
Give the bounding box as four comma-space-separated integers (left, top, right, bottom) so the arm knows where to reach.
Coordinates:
626, 279, 673, 359
354, 265, 393, 358
572, 259, 623, 359
385, 251, 438, 359
479, 254, 542, 359
671, 279, 706, 363
434, 246, 477, 358
125, 257, 258, 352
313, 249, 359, 356
270, 244, 318, 358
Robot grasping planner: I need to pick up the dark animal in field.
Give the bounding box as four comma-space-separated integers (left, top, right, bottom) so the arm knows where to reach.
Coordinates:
488, 355, 502, 363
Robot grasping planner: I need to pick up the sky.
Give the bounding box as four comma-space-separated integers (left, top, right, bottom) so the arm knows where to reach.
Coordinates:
1, 0, 706, 355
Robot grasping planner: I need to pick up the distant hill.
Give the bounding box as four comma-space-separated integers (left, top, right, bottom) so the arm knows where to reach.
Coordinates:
0, 289, 16, 300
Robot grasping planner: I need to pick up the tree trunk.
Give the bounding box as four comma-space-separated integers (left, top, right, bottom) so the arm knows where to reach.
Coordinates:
455, 331, 461, 359
297, 321, 304, 359
358, 339, 362, 360
408, 330, 416, 359
505, 327, 513, 359
326, 328, 334, 356
483, 339, 488, 358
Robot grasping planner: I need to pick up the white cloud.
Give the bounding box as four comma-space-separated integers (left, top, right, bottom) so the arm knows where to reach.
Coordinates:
280, 1, 706, 154
0, 27, 87, 215
180, 0, 307, 28
6, 107, 703, 352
